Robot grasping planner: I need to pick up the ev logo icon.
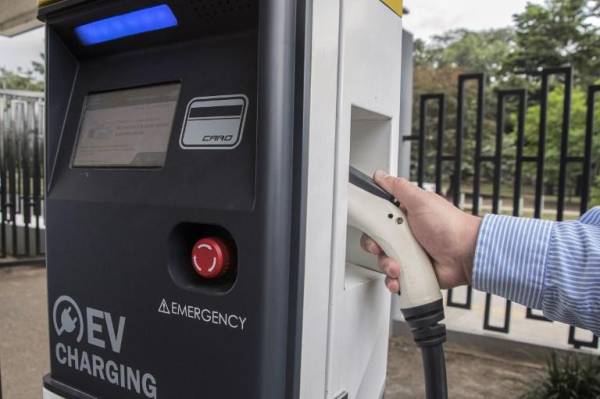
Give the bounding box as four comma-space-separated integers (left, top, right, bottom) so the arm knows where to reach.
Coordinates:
52, 295, 126, 353
52, 295, 84, 343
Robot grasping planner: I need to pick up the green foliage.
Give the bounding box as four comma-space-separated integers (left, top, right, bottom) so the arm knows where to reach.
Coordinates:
522, 83, 599, 196
412, 29, 520, 185
0, 53, 45, 92
506, 0, 600, 85
412, 0, 600, 207
521, 352, 600, 399
415, 28, 516, 80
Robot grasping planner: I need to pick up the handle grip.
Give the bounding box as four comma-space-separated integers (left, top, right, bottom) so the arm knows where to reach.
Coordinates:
347, 183, 442, 309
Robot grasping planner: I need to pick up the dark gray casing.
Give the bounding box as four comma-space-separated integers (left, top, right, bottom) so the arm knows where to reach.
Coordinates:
40, 0, 309, 398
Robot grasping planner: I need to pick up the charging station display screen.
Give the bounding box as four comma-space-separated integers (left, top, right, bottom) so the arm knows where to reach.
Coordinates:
72, 83, 181, 168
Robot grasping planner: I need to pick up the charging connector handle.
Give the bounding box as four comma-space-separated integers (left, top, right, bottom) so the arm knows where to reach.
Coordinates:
347, 182, 442, 309
347, 169, 448, 399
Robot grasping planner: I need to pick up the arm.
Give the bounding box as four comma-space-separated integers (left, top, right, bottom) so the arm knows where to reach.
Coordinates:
475, 211, 600, 336
362, 171, 600, 336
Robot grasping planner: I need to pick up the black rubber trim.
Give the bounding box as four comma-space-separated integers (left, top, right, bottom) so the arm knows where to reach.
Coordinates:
43, 374, 97, 399
402, 298, 444, 319
349, 166, 395, 203
285, 0, 311, 397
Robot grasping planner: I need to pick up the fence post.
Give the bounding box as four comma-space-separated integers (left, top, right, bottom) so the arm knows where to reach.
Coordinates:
447, 73, 485, 310
0, 93, 46, 262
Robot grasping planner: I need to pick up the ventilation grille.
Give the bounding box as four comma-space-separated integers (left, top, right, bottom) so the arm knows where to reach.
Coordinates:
188, 0, 256, 20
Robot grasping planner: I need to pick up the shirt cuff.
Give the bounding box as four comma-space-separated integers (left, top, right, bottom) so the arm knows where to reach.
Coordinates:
473, 214, 555, 309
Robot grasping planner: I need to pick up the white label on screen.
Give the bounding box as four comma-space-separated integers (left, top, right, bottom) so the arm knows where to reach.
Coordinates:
73, 83, 180, 168
179, 95, 248, 150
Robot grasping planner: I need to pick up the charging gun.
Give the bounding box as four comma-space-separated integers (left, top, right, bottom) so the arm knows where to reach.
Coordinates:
347, 167, 448, 399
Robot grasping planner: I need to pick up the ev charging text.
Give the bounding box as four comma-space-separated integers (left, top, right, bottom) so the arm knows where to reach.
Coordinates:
52, 296, 158, 398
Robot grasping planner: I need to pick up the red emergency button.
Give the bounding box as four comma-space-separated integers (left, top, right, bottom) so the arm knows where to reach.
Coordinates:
191, 237, 231, 279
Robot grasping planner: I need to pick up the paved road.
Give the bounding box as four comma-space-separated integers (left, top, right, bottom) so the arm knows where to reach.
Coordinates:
0, 266, 544, 398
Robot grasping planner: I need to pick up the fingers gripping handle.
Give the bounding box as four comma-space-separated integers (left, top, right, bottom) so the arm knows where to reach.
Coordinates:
347, 184, 443, 309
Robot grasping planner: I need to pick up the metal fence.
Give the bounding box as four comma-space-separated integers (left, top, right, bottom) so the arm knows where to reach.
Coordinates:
407, 66, 600, 351
0, 90, 45, 261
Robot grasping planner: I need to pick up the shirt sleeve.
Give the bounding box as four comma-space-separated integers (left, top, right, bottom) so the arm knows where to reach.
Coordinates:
473, 209, 600, 336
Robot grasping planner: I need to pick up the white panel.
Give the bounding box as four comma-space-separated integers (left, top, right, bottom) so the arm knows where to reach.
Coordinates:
299, 0, 342, 398
326, 0, 403, 397
43, 388, 66, 399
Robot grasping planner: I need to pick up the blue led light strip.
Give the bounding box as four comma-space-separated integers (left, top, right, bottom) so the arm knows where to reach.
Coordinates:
75, 4, 178, 46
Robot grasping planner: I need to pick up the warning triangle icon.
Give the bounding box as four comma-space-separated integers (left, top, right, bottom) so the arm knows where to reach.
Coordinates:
158, 299, 170, 315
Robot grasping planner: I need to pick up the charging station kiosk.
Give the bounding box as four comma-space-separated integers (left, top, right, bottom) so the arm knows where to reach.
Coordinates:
39, 1, 409, 398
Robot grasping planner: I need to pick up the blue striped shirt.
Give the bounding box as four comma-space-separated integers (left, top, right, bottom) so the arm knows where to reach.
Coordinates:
474, 207, 600, 336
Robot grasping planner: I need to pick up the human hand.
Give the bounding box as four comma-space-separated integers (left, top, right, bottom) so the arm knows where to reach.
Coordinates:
360, 171, 481, 293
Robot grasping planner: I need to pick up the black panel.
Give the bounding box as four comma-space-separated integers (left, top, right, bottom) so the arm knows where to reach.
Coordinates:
42, 0, 308, 398
40, 0, 259, 59
48, 32, 257, 211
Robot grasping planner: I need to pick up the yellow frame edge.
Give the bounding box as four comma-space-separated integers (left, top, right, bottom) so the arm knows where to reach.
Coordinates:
380, 0, 403, 17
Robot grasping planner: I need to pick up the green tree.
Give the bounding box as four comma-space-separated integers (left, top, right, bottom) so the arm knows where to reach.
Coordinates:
0, 54, 45, 91
412, 29, 517, 186
506, 0, 600, 85
415, 28, 516, 81
522, 84, 598, 201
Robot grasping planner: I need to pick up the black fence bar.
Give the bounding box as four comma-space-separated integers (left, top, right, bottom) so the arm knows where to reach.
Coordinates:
0, 256, 45, 268
417, 96, 426, 187
22, 133, 31, 256
525, 67, 574, 322
447, 73, 484, 310
567, 84, 600, 349
33, 131, 42, 255
416, 94, 443, 187
521, 156, 538, 162
534, 71, 549, 220
8, 133, 17, 257
415, 94, 445, 191
556, 67, 573, 221
471, 75, 486, 216
0, 125, 6, 258
434, 95, 446, 195
580, 85, 600, 214
482, 90, 524, 333
511, 90, 528, 218
0, 96, 46, 260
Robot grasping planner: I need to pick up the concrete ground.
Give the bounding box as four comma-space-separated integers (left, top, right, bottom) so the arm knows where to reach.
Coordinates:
0, 266, 49, 399
0, 266, 546, 399
385, 335, 544, 398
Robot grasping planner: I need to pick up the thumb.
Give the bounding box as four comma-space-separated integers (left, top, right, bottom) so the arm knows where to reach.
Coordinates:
374, 170, 423, 210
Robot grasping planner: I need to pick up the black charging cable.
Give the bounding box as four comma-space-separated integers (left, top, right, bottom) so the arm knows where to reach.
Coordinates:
401, 299, 448, 399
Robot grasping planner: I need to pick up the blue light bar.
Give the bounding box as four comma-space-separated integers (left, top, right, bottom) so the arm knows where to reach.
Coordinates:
75, 4, 178, 46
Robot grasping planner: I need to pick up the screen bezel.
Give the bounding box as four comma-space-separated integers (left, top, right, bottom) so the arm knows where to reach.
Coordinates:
70, 81, 182, 169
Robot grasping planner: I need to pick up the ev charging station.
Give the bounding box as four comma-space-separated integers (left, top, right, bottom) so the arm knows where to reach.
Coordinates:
39, 1, 447, 398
